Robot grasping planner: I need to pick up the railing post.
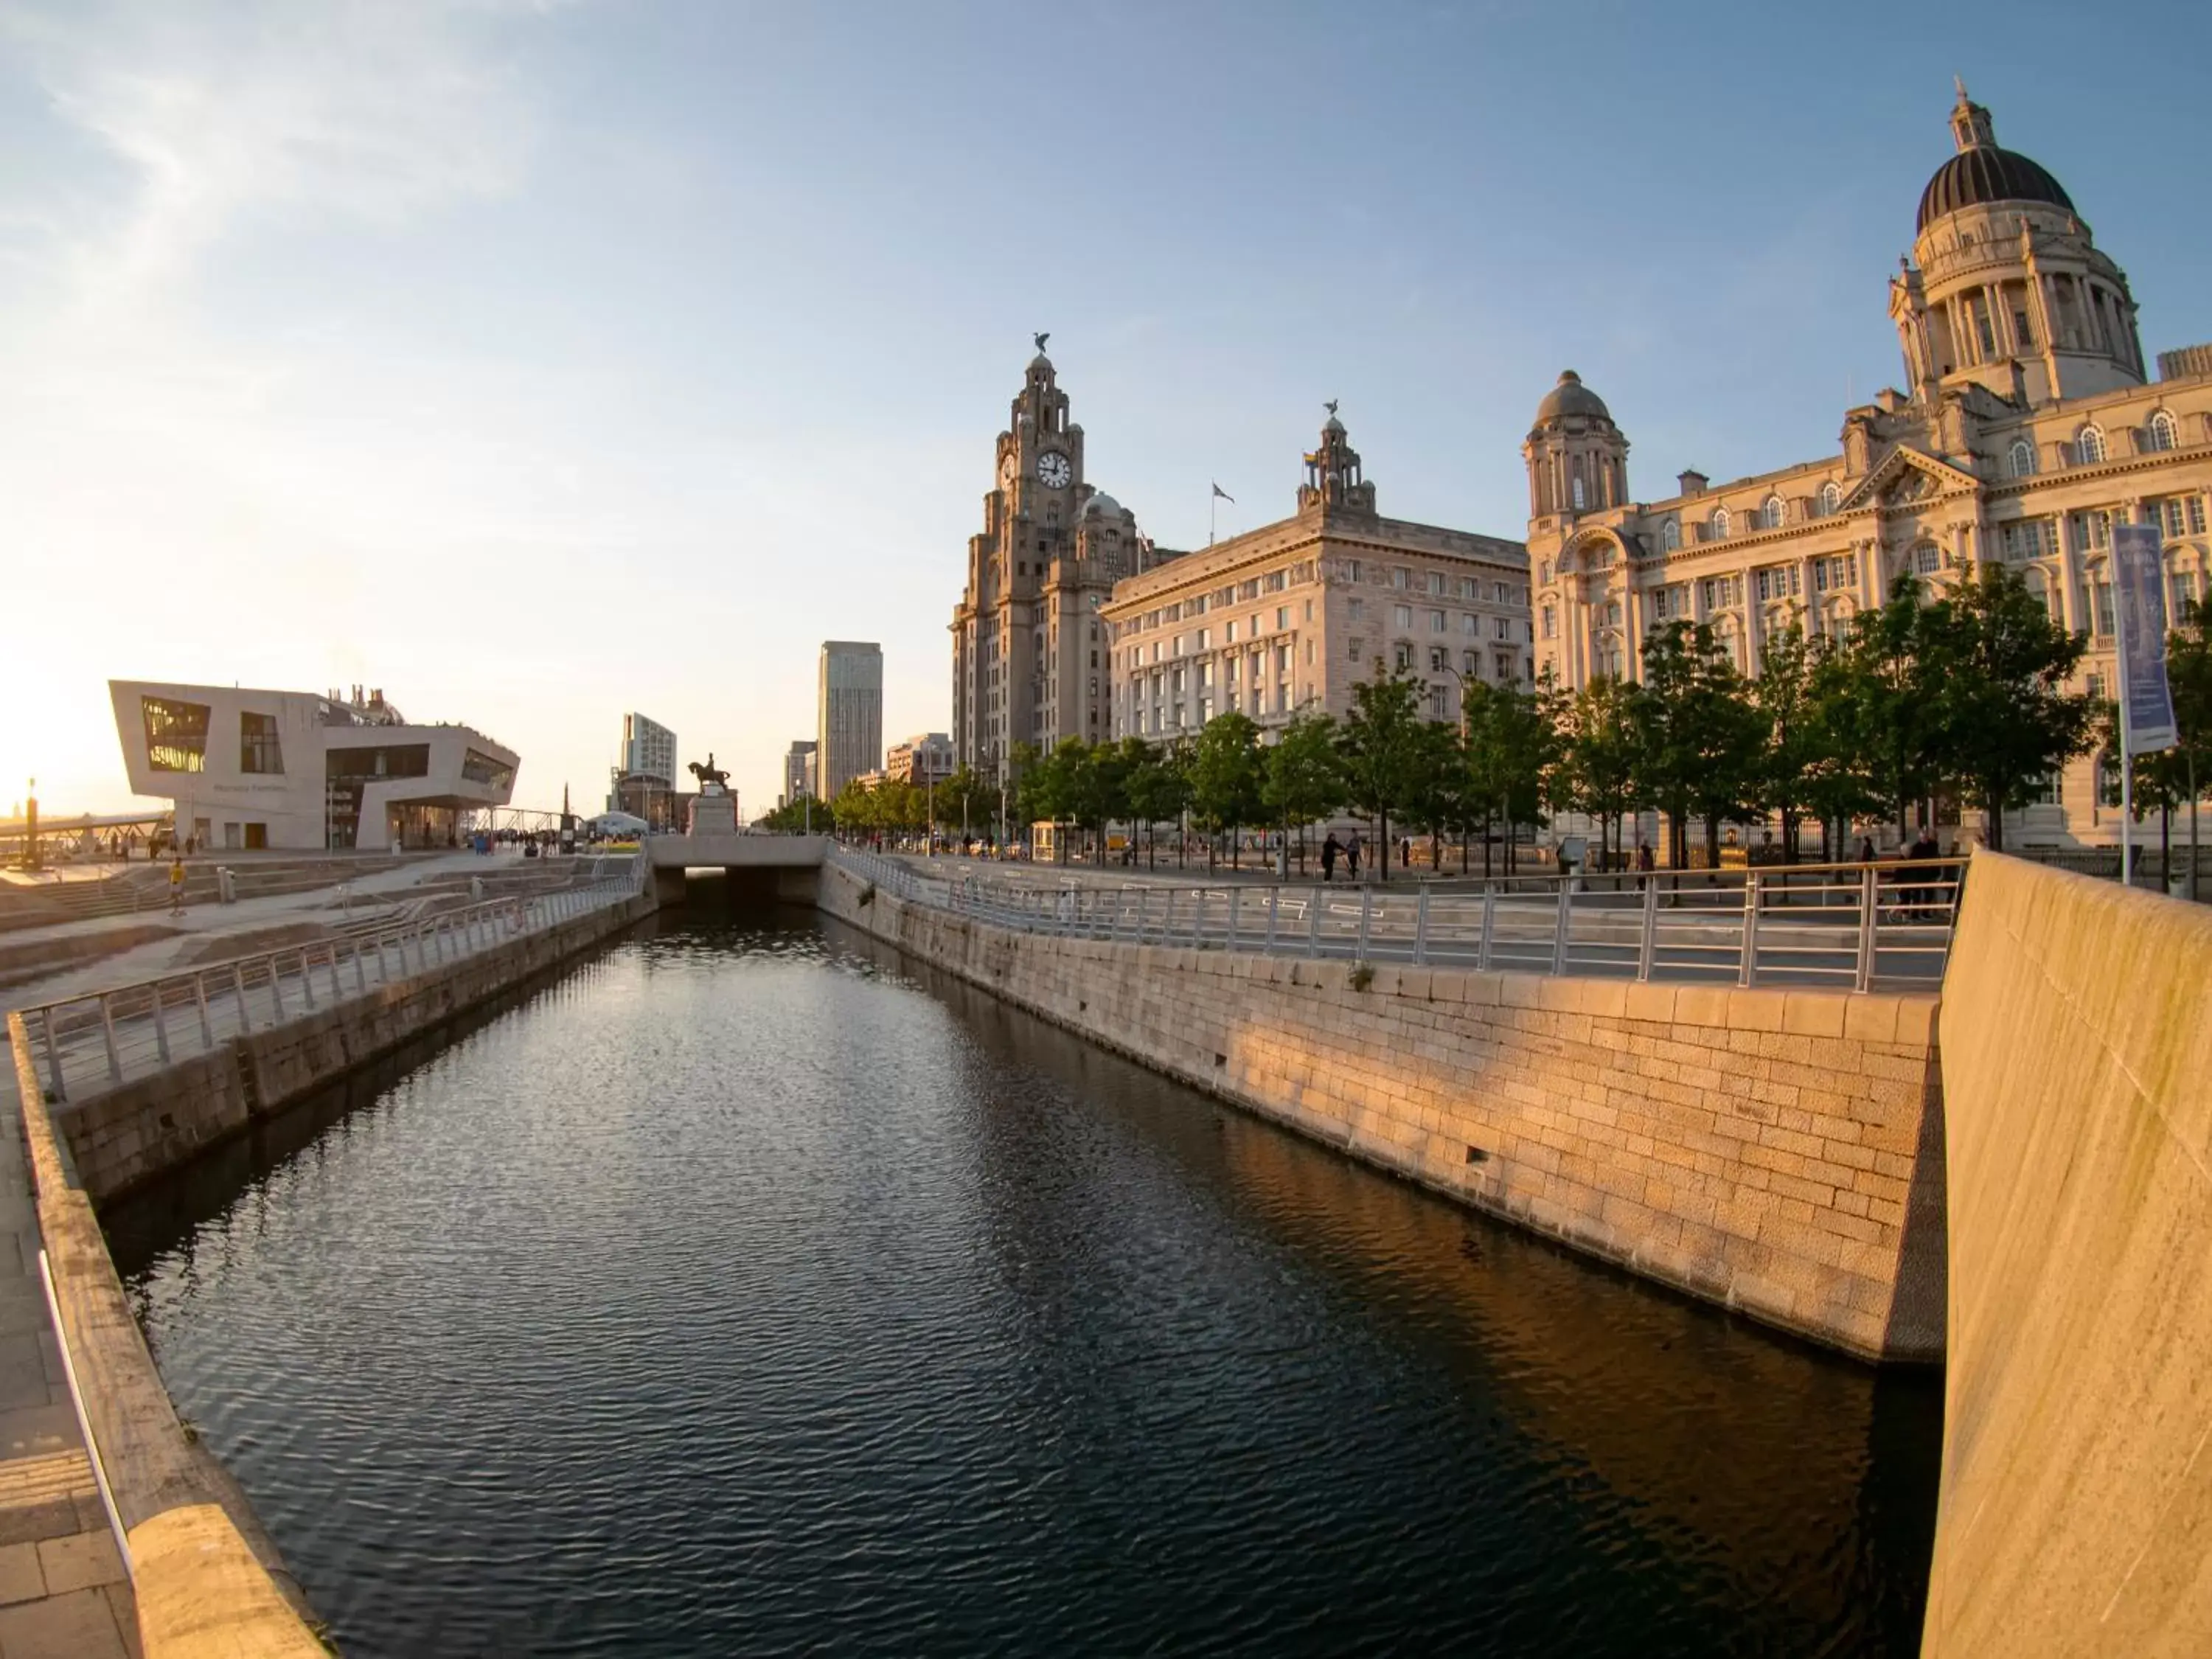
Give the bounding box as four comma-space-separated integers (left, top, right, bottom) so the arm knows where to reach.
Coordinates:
195, 975, 214, 1050
38, 1008, 66, 1102
328, 947, 344, 1004
1163, 888, 1176, 945
1855, 865, 1878, 992
150, 986, 172, 1065
1413, 886, 1430, 965
1307, 886, 1323, 957
1739, 871, 1761, 987
1356, 887, 1373, 959
352, 942, 368, 995
1265, 887, 1280, 956
1478, 887, 1496, 971
1637, 874, 1658, 981
1551, 880, 1571, 975
231, 964, 253, 1035
268, 956, 288, 1020
95, 995, 124, 1084
1227, 887, 1242, 953
299, 950, 316, 1009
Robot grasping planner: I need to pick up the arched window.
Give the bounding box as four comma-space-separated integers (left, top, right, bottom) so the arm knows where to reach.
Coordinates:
1661, 518, 1680, 552
1711, 507, 1732, 539
2008, 439, 2036, 479
1818, 481, 1841, 517
2147, 410, 2178, 453
2077, 425, 2107, 465
1571, 474, 1587, 509
1761, 495, 1785, 530
1913, 540, 1941, 576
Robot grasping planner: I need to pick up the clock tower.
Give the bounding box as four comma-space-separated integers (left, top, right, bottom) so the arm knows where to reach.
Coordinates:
951, 340, 1144, 792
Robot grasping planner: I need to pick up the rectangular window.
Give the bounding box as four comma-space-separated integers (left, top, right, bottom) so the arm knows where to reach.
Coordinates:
1225, 620, 1238, 643
1460, 613, 1476, 635
1276, 606, 1290, 629
1394, 605, 1413, 628
1349, 638, 1365, 661
1430, 684, 1449, 718
1429, 647, 1447, 671
1394, 643, 1413, 670
1428, 609, 1445, 633
1391, 567, 1408, 588
1277, 645, 1292, 673
1345, 560, 1363, 583
1495, 616, 1512, 641
1427, 571, 1444, 595
2073, 509, 2112, 552
142, 697, 210, 773
239, 711, 283, 776
1197, 628, 1209, 650
327, 744, 431, 780
1541, 606, 1557, 639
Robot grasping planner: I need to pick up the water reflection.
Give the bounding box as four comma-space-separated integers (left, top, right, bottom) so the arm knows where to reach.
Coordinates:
108, 908, 1937, 1658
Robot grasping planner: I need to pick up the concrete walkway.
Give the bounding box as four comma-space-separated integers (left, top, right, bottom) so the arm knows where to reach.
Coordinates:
0, 1109, 135, 1657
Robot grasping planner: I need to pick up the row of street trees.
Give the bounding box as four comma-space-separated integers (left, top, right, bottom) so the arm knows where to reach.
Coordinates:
756, 568, 2211, 874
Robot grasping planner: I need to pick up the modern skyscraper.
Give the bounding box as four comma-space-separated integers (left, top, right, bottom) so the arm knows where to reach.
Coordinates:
782, 740, 818, 805
622, 712, 676, 784
816, 643, 883, 799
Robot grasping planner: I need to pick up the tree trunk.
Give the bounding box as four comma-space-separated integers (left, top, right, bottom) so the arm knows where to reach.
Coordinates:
1379, 810, 1390, 880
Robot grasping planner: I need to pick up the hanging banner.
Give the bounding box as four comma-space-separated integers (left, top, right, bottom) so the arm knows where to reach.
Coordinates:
2112, 522, 2177, 755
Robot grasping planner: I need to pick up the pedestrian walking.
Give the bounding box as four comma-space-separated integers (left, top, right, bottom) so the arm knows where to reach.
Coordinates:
1346, 830, 1362, 880
167, 853, 186, 916
1321, 832, 1340, 882
1858, 835, 1877, 863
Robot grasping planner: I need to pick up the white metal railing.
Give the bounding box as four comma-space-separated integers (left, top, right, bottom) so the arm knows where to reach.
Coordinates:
14, 857, 644, 1104
830, 847, 1963, 995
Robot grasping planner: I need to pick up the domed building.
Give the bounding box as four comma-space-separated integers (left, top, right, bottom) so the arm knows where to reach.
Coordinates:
1526, 85, 2211, 851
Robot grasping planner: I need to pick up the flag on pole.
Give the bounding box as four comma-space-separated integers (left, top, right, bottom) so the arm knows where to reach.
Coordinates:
1211, 481, 1234, 503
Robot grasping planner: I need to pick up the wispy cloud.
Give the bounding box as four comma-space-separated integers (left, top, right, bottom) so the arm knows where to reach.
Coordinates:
6, 0, 548, 306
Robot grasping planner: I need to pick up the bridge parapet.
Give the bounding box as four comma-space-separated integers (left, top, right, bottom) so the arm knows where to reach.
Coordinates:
645, 834, 828, 870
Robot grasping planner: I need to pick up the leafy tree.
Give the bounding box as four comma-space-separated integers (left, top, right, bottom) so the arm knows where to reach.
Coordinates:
1751, 625, 1820, 862
1189, 712, 1266, 869
933, 766, 992, 841
1262, 707, 1345, 874
1551, 673, 1641, 868
1462, 678, 1554, 875
1836, 575, 1950, 842
1399, 717, 1464, 874
756, 794, 832, 834
1336, 662, 1428, 879
2168, 596, 2212, 900
1919, 562, 2093, 853
831, 776, 877, 839
1124, 737, 1192, 869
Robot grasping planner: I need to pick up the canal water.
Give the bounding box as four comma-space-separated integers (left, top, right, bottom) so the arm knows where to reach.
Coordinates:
105, 906, 1941, 1658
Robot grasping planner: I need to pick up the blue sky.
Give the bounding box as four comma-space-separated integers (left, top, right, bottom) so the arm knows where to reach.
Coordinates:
5, 0, 2209, 817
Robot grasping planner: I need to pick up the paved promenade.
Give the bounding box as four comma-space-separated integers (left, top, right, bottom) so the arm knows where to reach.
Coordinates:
0, 1107, 134, 1656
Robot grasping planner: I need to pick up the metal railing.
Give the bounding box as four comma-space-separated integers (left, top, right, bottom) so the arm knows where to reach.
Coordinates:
832, 848, 1963, 995
13, 857, 644, 1104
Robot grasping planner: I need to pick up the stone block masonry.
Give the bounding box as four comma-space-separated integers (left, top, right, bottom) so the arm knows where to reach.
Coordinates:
51, 888, 656, 1205
821, 862, 1945, 1361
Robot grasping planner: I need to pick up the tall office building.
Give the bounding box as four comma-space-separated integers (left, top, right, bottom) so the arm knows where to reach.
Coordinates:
816, 642, 883, 800
622, 713, 676, 784
782, 740, 818, 805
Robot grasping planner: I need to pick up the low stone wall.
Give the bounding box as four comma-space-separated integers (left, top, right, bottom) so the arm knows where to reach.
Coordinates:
1924, 855, 2212, 1658
821, 862, 1946, 1361
55, 891, 655, 1203
10, 1022, 327, 1657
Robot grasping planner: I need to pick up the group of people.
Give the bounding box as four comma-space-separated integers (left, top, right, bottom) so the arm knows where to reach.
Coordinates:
1318, 830, 1364, 881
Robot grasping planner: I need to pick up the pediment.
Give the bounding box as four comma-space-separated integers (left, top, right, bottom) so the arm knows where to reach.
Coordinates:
1837, 445, 1980, 513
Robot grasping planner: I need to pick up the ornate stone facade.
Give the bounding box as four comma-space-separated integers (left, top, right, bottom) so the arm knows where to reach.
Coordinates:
1104, 413, 1530, 737
1528, 87, 2212, 846
949, 348, 1171, 781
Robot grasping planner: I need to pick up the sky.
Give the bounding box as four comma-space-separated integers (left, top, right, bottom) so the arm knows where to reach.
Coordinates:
4, 0, 2210, 821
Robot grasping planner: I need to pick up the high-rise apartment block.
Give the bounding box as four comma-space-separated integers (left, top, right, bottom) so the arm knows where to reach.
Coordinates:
622, 712, 676, 784
816, 642, 883, 800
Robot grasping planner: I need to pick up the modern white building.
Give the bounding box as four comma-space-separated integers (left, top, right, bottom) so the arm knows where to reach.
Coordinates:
110, 681, 520, 852
622, 712, 676, 784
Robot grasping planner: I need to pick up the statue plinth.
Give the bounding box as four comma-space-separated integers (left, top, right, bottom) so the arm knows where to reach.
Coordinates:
689, 790, 737, 836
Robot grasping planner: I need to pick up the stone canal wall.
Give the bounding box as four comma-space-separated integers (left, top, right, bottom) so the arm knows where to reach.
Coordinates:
1924, 854, 2212, 1659
819, 860, 1946, 1361
53, 888, 655, 1203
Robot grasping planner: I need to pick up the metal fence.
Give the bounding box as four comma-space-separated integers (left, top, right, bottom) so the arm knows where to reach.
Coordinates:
13, 857, 644, 1105
832, 848, 1963, 995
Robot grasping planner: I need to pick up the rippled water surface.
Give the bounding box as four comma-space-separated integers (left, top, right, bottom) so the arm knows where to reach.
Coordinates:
108, 907, 1941, 1658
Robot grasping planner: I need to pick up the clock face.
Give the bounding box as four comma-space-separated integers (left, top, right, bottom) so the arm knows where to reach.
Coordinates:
1036, 451, 1071, 489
